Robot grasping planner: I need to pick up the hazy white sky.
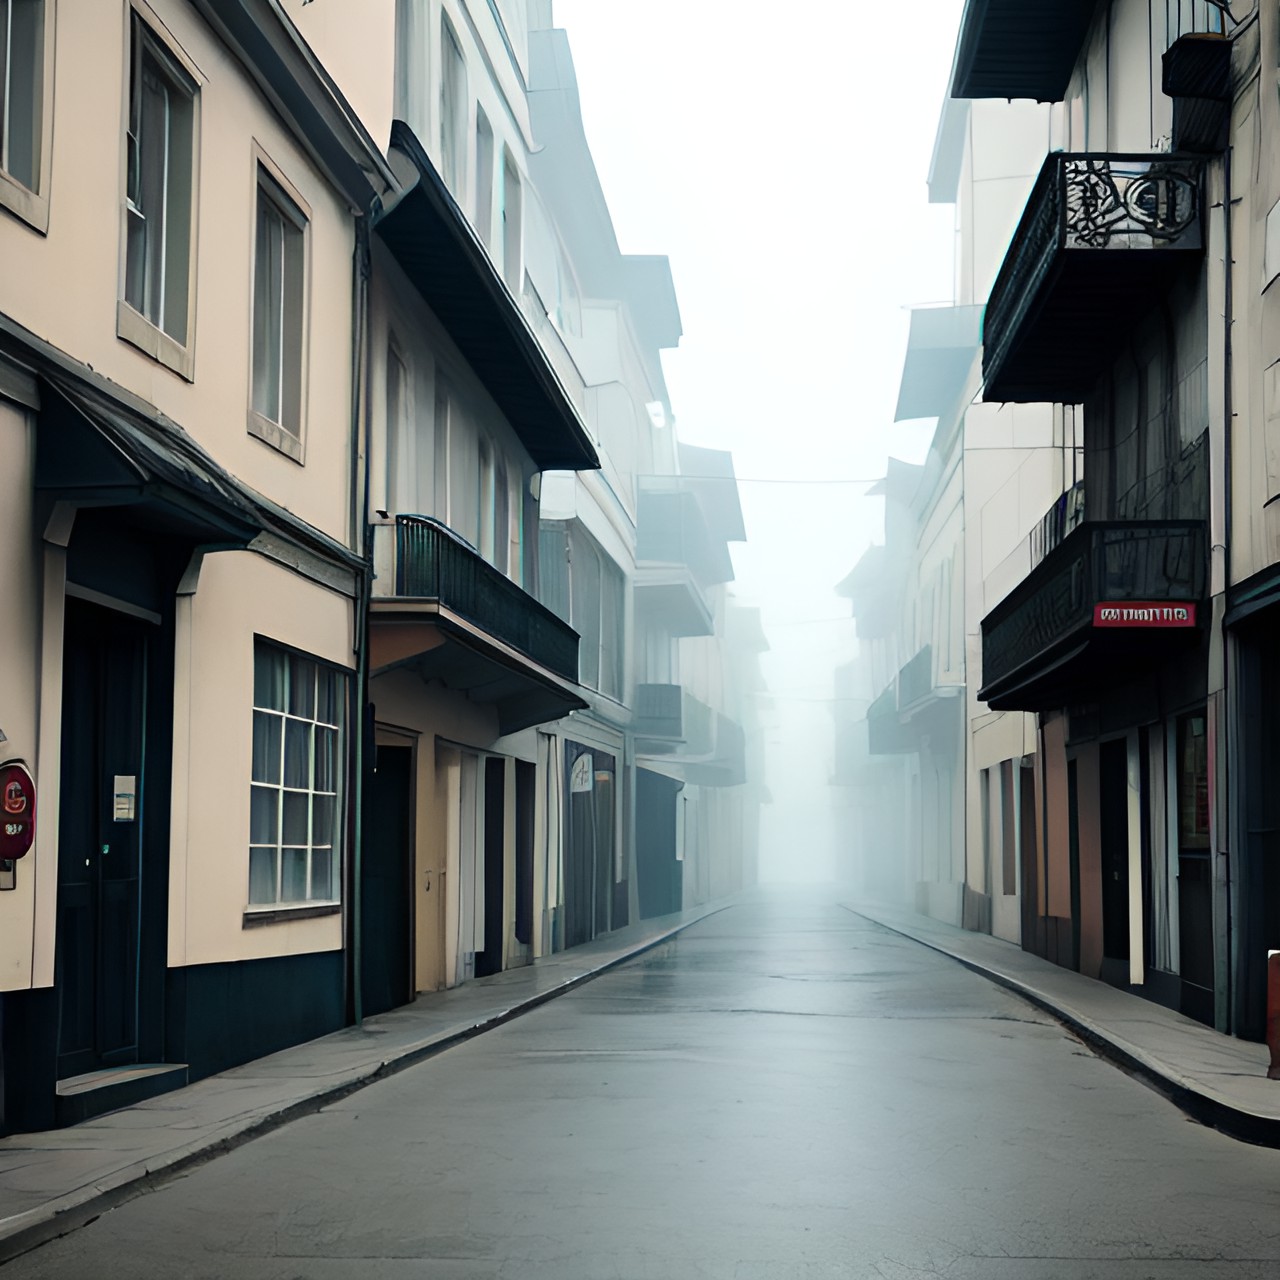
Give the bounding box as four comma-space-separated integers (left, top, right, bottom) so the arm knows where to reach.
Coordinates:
553, 0, 967, 878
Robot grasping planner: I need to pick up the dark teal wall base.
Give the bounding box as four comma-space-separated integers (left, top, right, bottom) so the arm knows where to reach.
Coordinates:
0, 989, 60, 1136
0, 951, 345, 1137
166, 951, 346, 1080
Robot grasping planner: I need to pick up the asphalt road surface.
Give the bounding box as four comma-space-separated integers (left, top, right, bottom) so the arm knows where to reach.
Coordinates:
6, 894, 1280, 1278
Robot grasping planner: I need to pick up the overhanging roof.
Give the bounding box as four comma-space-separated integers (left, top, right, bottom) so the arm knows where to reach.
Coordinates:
190, 0, 395, 211
894, 305, 983, 421
375, 121, 599, 473
950, 0, 1099, 102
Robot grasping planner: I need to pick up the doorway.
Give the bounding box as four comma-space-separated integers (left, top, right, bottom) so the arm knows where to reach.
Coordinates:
636, 768, 681, 919
563, 742, 617, 947
475, 758, 506, 978
56, 599, 152, 1079
1099, 738, 1131, 968
1175, 712, 1214, 1025
361, 742, 414, 1017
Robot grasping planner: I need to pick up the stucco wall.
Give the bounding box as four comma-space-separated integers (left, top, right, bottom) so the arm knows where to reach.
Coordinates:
0, 396, 40, 991
168, 550, 355, 969
0, 0, 354, 543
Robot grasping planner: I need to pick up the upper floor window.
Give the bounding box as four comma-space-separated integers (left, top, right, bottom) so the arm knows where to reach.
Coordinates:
119, 10, 198, 373
1, 0, 44, 194
249, 162, 308, 459
501, 152, 521, 292
566, 525, 625, 700
440, 20, 466, 195
474, 106, 494, 246
385, 341, 411, 512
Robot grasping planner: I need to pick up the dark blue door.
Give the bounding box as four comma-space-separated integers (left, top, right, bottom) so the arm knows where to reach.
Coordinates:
56, 599, 148, 1079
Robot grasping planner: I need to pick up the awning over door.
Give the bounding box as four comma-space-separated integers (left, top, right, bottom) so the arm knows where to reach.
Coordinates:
36, 378, 263, 546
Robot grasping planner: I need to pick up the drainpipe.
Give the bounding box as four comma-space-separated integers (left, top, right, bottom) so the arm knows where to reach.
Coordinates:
348, 212, 375, 1027
1219, 142, 1234, 1029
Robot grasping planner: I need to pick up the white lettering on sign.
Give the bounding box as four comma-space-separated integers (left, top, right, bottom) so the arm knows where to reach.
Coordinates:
1093, 602, 1196, 628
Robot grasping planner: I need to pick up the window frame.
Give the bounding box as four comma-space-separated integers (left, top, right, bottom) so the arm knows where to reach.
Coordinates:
439, 16, 467, 196
247, 147, 311, 463
0, 0, 54, 232
246, 638, 348, 920
384, 336, 412, 514
500, 148, 522, 292
116, 1, 200, 380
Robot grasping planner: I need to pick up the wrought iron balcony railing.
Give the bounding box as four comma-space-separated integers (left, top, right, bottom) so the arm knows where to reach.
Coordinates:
394, 515, 580, 683
983, 153, 1205, 404
1030, 481, 1086, 568
980, 520, 1206, 709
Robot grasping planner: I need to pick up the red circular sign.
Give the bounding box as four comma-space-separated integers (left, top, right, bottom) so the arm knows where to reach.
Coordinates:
0, 763, 36, 860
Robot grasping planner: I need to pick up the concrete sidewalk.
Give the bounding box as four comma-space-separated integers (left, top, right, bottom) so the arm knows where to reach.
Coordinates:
0, 901, 726, 1264
848, 900, 1280, 1147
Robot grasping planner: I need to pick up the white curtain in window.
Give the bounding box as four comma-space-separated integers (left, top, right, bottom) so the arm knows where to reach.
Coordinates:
253, 198, 285, 422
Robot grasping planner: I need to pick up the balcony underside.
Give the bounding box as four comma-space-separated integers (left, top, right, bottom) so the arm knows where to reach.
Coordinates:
370, 603, 588, 733
979, 520, 1206, 712
984, 252, 1196, 404
867, 688, 961, 756
635, 571, 714, 637
979, 624, 1204, 712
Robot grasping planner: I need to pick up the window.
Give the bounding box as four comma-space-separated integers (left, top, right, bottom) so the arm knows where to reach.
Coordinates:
478, 436, 494, 562
440, 20, 466, 194
501, 152, 521, 291
433, 379, 451, 519
120, 10, 197, 369
474, 107, 494, 246
250, 643, 345, 909
1, 0, 44, 193
250, 166, 307, 457
475, 440, 511, 575
393, 0, 425, 134
493, 457, 509, 575
567, 525, 625, 699
385, 343, 409, 512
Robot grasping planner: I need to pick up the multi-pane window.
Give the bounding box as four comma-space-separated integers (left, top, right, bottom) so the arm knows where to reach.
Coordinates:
250, 643, 345, 907
251, 170, 306, 443
440, 21, 466, 194
0, 0, 43, 192
124, 13, 196, 344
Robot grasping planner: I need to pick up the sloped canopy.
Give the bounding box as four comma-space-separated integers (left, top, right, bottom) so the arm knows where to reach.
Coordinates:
36, 379, 263, 546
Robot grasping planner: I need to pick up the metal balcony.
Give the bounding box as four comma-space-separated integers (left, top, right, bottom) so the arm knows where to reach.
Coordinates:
634, 684, 715, 756
369, 518, 587, 733
979, 521, 1206, 712
983, 153, 1205, 404
392, 517, 579, 681
633, 683, 686, 747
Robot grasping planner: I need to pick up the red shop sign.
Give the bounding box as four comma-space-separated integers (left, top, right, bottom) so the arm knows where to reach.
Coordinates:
0, 762, 36, 860
1093, 603, 1196, 629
